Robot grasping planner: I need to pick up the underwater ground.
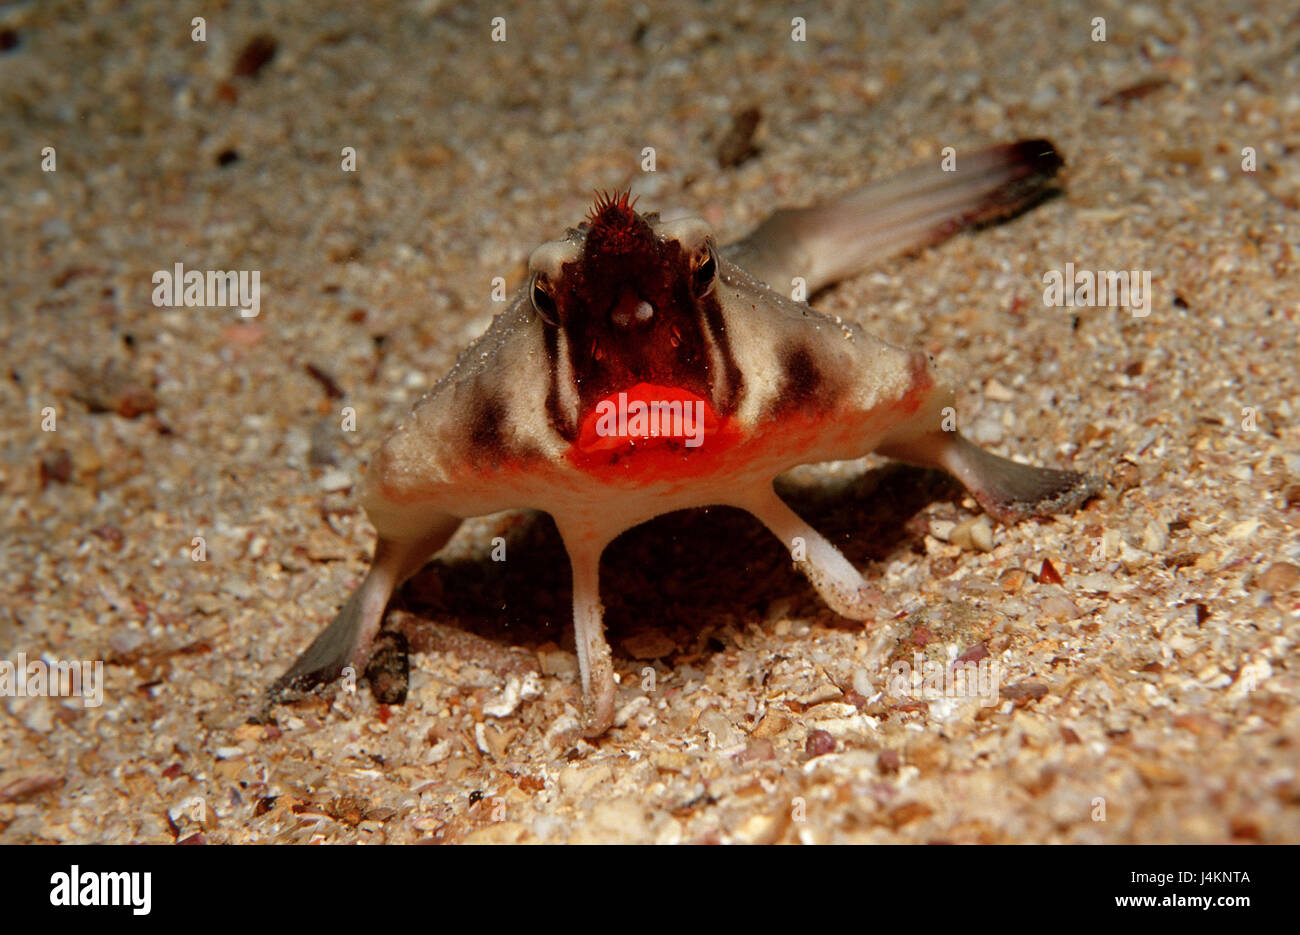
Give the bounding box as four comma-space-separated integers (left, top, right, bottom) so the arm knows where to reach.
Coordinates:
1, 0, 1297, 843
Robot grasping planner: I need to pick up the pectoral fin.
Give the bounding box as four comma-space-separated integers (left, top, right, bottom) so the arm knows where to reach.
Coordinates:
881, 431, 1100, 524
259, 518, 461, 717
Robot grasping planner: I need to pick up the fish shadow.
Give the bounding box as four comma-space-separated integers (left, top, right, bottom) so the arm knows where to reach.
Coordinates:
399, 462, 963, 654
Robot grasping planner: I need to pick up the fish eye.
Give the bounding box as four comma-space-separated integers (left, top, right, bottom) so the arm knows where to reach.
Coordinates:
692, 242, 718, 296
530, 274, 558, 326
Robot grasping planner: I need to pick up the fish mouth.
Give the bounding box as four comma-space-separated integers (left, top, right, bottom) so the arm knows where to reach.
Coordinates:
577, 382, 719, 455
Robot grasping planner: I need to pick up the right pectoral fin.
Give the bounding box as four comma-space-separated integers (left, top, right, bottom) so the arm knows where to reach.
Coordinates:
881, 431, 1100, 524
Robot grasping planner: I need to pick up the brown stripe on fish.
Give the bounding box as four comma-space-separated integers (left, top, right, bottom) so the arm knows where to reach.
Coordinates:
542, 320, 579, 442
696, 287, 745, 418
466, 390, 510, 466
762, 339, 845, 421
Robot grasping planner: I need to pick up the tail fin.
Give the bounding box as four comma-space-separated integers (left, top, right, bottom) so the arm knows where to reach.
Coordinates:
723, 139, 1064, 293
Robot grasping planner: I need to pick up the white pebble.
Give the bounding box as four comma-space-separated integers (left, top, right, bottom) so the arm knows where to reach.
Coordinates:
318, 469, 353, 492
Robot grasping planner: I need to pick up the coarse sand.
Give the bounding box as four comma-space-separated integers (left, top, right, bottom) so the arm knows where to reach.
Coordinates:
0, 0, 1297, 843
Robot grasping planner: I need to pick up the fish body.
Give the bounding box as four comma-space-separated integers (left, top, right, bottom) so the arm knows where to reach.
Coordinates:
263, 139, 1098, 736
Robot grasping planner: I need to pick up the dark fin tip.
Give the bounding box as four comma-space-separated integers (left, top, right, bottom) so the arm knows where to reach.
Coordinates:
256, 664, 344, 722
966, 138, 1067, 232
977, 467, 1103, 525
1006, 138, 1065, 177
951, 433, 1100, 524
255, 585, 371, 719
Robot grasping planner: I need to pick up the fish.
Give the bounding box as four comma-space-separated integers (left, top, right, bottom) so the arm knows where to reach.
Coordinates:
261, 138, 1098, 737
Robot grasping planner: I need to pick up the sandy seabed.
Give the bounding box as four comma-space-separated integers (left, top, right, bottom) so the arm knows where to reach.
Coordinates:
0, 0, 1297, 844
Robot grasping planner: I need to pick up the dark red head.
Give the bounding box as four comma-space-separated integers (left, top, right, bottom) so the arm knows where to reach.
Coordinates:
527, 191, 742, 448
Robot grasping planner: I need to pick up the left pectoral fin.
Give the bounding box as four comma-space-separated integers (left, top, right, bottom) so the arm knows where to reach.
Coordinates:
259, 521, 461, 718
881, 431, 1101, 524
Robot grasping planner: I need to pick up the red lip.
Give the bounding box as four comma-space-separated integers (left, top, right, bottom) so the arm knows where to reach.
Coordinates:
576, 382, 719, 455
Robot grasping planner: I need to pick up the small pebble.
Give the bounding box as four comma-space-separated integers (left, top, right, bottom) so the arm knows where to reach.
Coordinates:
969, 416, 1003, 445
39, 450, 73, 487
1142, 520, 1168, 552
1037, 558, 1063, 585
929, 518, 955, 542
1119, 540, 1151, 571
1039, 595, 1080, 621
622, 631, 676, 660
1258, 562, 1300, 592
537, 645, 578, 679
805, 729, 836, 757
614, 696, 650, 727
1111, 461, 1141, 492
1002, 681, 1049, 706
699, 708, 742, 748
318, 469, 353, 492
108, 628, 147, 654
984, 378, 1015, 402
232, 34, 278, 79
716, 106, 761, 168
950, 516, 994, 552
